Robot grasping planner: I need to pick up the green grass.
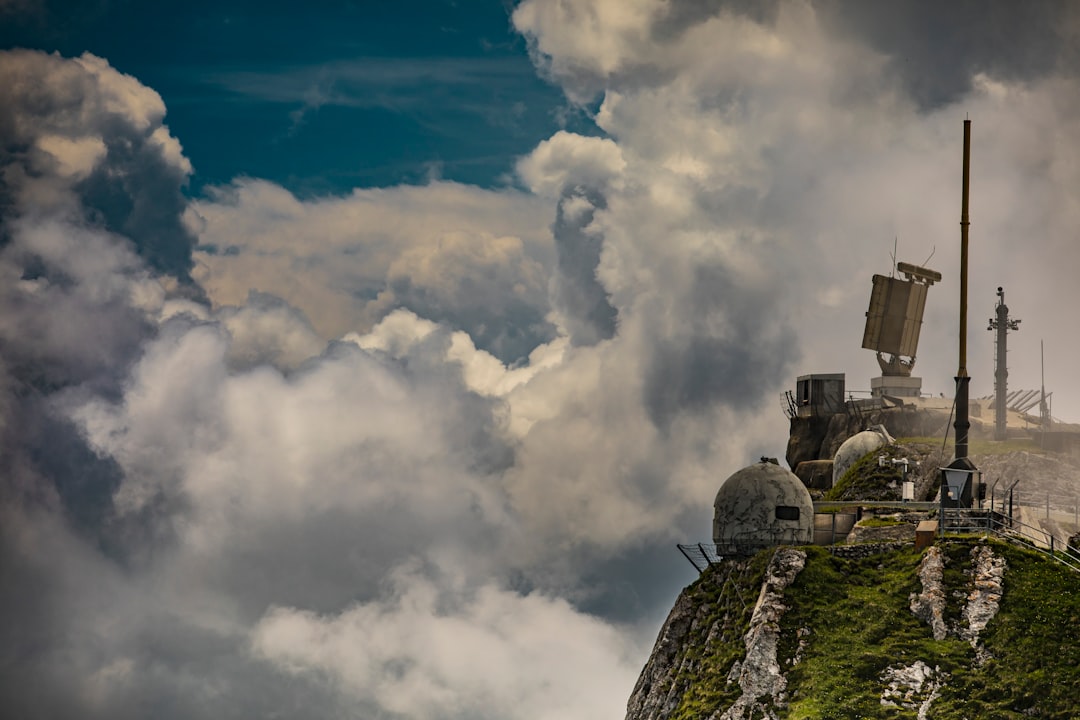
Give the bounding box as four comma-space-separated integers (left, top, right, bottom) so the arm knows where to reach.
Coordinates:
780, 545, 972, 719
662, 540, 1080, 718
930, 541, 1080, 718
857, 516, 903, 528
824, 446, 906, 501
666, 551, 775, 720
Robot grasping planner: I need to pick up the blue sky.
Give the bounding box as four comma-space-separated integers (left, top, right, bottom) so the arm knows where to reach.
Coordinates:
1, 0, 595, 194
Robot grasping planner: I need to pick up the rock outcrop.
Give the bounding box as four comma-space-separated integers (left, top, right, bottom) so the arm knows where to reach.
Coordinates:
909, 546, 948, 640
714, 548, 805, 720
626, 540, 1076, 720
786, 405, 951, 470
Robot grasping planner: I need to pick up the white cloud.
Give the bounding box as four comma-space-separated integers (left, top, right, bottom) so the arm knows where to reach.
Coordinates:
189, 179, 556, 362
516, 130, 626, 197
512, 0, 667, 102
252, 566, 641, 720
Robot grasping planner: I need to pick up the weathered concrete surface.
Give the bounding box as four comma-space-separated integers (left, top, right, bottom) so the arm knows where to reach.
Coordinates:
713, 462, 813, 553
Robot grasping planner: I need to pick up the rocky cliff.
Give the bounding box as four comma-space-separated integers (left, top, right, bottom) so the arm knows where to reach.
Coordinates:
786, 405, 952, 471
626, 539, 1080, 719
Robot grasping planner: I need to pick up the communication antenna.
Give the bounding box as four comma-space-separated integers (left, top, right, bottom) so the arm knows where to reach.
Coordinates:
1040, 340, 1051, 430
954, 119, 972, 461
987, 286, 1020, 441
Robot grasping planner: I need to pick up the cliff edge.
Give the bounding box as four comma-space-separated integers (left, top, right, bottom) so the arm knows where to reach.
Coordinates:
626, 539, 1080, 719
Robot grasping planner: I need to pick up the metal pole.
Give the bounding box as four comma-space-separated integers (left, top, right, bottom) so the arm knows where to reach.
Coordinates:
995, 288, 1008, 440
955, 119, 972, 460
940, 474, 946, 537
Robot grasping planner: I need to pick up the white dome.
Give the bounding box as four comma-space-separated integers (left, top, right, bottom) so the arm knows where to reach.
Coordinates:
713, 460, 814, 554
833, 427, 893, 486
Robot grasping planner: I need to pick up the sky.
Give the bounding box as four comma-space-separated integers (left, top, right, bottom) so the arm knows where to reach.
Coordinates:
2, 1, 1080, 718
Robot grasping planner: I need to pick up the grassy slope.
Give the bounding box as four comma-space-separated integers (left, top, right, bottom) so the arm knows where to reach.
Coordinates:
666, 539, 1080, 719
666, 552, 773, 720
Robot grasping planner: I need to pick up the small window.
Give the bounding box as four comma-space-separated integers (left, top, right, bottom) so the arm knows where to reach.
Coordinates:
798, 380, 810, 405
775, 506, 800, 521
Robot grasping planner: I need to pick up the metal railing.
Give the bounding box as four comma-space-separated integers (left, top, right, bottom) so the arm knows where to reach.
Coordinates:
680, 508, 1080, 575
676, 543, 724, 573
678, 529, 811, 572
941, 508, 1080, 574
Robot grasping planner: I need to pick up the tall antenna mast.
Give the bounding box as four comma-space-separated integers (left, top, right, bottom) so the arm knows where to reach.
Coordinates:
954, 119, 972, 461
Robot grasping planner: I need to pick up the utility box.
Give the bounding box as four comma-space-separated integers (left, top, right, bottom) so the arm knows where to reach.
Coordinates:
795, 373, 845, 418
915, 520, 938, 551
902, 481, 915, 502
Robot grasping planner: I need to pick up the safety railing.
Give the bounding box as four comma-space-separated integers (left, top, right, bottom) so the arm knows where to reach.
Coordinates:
941, 508, 1080, 574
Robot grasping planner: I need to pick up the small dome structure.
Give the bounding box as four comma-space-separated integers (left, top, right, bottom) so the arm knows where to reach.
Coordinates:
713, 459, 814, 555
833, 425, 894, 487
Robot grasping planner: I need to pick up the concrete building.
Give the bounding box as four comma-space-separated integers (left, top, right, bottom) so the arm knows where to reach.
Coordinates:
713, 459, 814, 555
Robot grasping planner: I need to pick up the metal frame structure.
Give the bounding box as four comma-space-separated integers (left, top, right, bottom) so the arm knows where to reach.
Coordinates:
987, 286, 1020, 440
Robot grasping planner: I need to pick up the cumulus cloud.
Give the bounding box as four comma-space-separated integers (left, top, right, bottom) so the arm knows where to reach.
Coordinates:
8, 3, 1080, 718
516, 130, 626, 197
251, 566, 640, 720
0, 49, 198, 280
188, 178, 557, 363
516, 0, 1080, 418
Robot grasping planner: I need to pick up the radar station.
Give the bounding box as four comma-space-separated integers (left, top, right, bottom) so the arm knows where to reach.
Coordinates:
861, 261, 942, 399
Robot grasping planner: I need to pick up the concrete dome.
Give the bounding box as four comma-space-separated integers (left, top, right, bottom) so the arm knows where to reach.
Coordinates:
833, 426, 893, 487
713, 460, 814, 555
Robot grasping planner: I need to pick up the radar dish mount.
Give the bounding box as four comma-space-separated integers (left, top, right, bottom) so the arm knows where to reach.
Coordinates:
861, 261, 941, 377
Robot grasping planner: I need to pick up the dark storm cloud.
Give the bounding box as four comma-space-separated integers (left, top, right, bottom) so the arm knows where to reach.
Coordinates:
0, 49, 200, 282
817, 0, 1080, 110
552, 186, 619, 346
643, 263, 796, 430
651, 0, 782, 41
74, 135, 197, 280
